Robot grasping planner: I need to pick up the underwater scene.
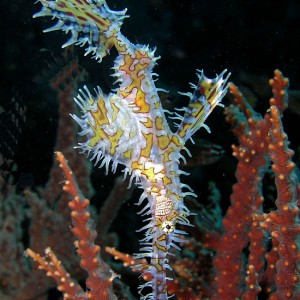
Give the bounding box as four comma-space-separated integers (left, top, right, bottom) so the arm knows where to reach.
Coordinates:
1, 0, 300, 299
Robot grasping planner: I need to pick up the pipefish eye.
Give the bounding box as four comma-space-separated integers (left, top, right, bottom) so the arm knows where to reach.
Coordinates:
161, 220, 175, 233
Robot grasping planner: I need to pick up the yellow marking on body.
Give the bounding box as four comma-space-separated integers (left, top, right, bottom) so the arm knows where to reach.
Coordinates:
135, 89, 150, 112
88, 100, 124, 152
88, 126, 107, 147
141, 117, 153, 128
119, 55, 133, 75
178, 125, 189, 138
157, 135, 170, 150
135, 49, 151, 62
123, 148, 133, 159
155, 241, 167, 253
171, 134, 182, 147
109, 128, 124, 155
162, 176, 172, 185
198, 78, 215, 98
111, 102, 119, 122
140, 133, 153, 157
90, 100, 109, 126
115, 40, 127, 52
119, 89, 130, 98
151, 186, 160, 193
156, 218, 162, 227
131, 161, 143, 170
133, 63, 149, 76
102, 35, 117, 53
157, 234, 167, 242
155, 117, 165, 130
142, 167, 156, 181
118, 52, 151, 112
163, 147, 174, 163
153, 258, 163, 272
119, 51, 149, 78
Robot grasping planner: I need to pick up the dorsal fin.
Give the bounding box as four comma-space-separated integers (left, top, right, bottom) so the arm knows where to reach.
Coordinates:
177, 70, 230, 141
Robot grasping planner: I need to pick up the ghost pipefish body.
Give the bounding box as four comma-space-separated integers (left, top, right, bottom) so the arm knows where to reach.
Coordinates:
34, 1, 229, 298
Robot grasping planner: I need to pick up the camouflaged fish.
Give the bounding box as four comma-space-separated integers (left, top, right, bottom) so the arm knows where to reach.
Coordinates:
34, 1, 229, 298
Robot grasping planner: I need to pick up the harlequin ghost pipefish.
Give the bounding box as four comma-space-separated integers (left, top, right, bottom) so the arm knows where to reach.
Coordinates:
34, 0, 229, 299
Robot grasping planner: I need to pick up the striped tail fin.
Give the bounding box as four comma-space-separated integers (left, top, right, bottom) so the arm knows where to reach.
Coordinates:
34, 0, 128, 61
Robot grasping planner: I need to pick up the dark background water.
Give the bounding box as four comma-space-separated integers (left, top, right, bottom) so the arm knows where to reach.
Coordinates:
1, 0, 300, 189
0, 0, 300, 299
0, 0, 299, 185
0, 0, 300, 228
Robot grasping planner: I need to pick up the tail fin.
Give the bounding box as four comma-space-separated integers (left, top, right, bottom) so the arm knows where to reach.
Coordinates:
34, 0, 128, 61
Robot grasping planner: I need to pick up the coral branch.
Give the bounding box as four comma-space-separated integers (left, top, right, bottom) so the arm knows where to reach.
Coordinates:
55, 151, 117, 300
25, 152, 117, 300
213, 70, 290, 299
25, 247, 85, 300
213, 83, 269, 299
260, 106, 300, 299
269, 69, 289, 114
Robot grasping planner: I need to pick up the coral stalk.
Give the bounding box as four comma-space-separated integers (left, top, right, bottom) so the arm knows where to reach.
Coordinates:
56, 151, 117, 300
213, 70, 289, 299
260, 106, 300, 299
26, 152, 117, 300
25, 247, 85, 300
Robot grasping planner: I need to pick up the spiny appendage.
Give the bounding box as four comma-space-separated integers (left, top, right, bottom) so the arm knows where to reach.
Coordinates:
138, 228, 171, 300
34, 0, 128, 60
134, 183, 191, 299
136, 215, 189, 300
176, 69, 230, 141
71, 85, 150, 174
